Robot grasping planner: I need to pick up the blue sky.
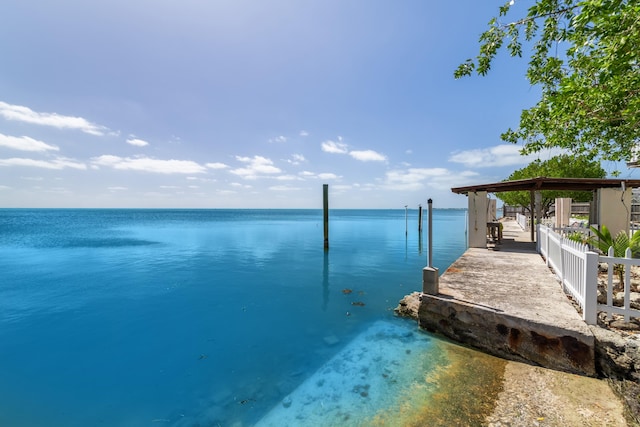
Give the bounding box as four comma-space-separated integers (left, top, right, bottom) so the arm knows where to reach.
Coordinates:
1, 1, 636, 209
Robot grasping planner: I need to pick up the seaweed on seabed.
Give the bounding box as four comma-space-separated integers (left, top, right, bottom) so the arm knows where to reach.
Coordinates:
363, 341, 507, 426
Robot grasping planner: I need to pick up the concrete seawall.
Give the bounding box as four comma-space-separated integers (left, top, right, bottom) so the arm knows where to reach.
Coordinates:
397, 220, 596, 376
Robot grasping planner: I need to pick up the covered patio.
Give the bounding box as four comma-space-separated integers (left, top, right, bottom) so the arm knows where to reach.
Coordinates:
451, 177, 640, 247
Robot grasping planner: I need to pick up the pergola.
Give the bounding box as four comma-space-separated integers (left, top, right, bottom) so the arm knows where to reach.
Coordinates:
451, 177, 640, 243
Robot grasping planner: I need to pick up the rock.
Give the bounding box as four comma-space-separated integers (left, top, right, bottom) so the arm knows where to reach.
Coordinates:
632, 292, 640, 310
394, 291, 420, 320
323, 335, 339, 346
609, 319, 640, 331
589, 325, 640, 381
282, 395, 292, 408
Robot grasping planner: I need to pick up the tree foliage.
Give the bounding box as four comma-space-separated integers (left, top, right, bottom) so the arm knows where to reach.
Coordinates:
497, 154, 606, 213
456, 0, 640, 162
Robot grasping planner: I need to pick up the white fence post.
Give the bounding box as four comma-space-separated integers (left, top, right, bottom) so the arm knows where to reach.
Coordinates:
546, 227, 551, 268
624, 247, 632, 322
584, 251, 599, 325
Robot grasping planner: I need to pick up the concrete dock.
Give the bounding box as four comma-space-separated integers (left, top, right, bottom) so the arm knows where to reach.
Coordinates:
398, 219, 596, 376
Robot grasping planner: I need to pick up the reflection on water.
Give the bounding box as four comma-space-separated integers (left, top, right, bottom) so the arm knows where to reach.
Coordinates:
0, 209, 469, 426
322, 250, 329, 311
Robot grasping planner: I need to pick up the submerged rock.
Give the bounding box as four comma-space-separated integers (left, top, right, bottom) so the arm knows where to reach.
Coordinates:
323, 335, 339, 346
281, 395, 292, 408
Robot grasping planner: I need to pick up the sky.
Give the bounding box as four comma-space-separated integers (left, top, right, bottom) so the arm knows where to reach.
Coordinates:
1, 0, 637, 209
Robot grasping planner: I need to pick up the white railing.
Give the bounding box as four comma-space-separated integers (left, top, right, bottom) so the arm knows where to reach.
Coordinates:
516, 213, 529, 231
599, 247, 640, 322
538, 224, 640, 324
538, 224, 598, 324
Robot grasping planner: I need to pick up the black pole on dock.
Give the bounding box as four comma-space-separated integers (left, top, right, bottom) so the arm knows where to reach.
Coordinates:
323, 184, 329, 249
418, 204, 423, 233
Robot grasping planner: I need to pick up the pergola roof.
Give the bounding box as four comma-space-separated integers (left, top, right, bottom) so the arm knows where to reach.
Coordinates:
451, 177, 640, 195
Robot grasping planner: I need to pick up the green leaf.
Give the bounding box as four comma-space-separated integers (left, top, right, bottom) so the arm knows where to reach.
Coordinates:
455, 0, 640, 162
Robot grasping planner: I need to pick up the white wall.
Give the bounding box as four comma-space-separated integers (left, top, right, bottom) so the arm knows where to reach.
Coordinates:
468, 191, 488, 248
598, 187, 632, 238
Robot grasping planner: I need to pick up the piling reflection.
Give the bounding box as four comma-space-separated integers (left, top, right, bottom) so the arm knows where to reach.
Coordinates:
322, 250, 329, 311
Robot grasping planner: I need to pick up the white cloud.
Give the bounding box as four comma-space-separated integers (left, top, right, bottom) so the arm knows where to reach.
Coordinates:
287, 154, 306, 165
384, 168, 450, 191
268, 135, 287, 143
299, 130, 309, 137
317, 172, 340, 180
0, 157, 86, 170
298, 171, 341, 180
429, 170, 480, 190
231, 155, 281, 179
92, 155, 207, 174
349, 150, 387, 162
383, 167, 481, 192
321, 139, 348, 154
269, 185, 301, 191
126, 137, 149, 147
321, 138, 386, 162
275, 175, 301, 181
0, 185, 10, 190
0, 133, 59, 152
107, 186, 128, 191
331, 184, 353, 191
0, 101, 108, 136
448, 144, 564, 168
231, 182, 252, 189
206, 162, 229, 169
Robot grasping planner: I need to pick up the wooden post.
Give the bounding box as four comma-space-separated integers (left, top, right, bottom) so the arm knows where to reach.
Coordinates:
323, 184, 329, 249
418, 204, 423, 233
530, 190, 535, 242
405, 205, 408, 236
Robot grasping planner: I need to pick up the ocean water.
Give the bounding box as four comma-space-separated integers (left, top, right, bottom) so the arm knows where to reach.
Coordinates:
0, 209, 468, 426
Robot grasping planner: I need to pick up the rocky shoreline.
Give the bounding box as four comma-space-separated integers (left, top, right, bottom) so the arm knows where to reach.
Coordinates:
396, 292, 640, 426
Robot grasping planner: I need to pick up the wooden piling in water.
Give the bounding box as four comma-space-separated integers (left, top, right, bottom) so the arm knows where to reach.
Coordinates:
323, 184, 329, 249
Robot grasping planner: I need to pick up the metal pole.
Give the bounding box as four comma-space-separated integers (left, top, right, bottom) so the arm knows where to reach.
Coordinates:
422, 198, 439, 295
428, 198, 433, 268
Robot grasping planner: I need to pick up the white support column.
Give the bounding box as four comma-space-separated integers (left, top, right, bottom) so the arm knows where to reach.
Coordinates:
468, 191, 488, 248
556, 198, 572, 228
535, 191, 543, 226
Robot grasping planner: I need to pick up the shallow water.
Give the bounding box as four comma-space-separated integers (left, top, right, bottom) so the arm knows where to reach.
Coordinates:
0, 209, 468, 426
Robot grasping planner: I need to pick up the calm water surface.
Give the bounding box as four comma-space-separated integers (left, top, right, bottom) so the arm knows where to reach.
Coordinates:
0, 209, 467, 426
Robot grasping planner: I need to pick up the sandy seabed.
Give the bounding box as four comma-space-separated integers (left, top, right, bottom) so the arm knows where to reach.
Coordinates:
255, 319, 629, 427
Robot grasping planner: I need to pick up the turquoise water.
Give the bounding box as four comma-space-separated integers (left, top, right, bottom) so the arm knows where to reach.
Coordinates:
0, 209, 467, 426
